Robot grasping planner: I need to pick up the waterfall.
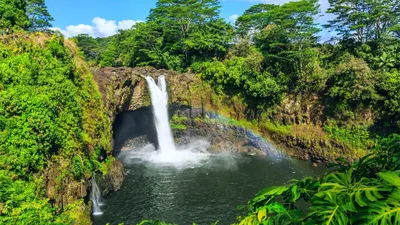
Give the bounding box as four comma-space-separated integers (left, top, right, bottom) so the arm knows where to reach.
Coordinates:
145, 76, 177, 153
91, 176, 103, 215
121, 75, 210, 166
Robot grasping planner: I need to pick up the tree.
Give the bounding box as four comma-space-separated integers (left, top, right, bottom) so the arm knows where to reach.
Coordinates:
236, 0, 321, 94
148, 0, 224, 67
26, 0, 53, 31
237, 0, 321, 51
271, 0, 321, 50
148, 0, 220, 39
73, 34, 100, 61
326, 54, 379, 119
0, 0, 30, 30
325, 0, 400, 42
235, 4, 278, 36
378, 71, 400, 128
99, 37, 119, 67
129, 21, 167, 68
201, 48, 284, 117
183, 19, 234, 63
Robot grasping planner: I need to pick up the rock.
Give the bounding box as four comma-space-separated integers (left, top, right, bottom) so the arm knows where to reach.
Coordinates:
99, 160, 124, 195
173, 118, 275, 156
91, 67, 206, 130
44, 159, 89, 211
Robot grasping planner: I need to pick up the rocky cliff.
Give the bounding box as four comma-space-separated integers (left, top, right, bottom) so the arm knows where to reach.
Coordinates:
91, 67, 214, 142
91, 67, 366, 166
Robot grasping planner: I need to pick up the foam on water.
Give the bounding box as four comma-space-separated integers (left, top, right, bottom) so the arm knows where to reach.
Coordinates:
120, 140, 211, 168
121, 76, 211, 168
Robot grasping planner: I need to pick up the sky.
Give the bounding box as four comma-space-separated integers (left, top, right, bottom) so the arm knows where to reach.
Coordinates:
46, 0, 335, 41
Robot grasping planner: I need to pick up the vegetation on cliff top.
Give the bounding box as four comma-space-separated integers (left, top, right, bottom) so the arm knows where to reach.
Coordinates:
74, 0, 400, 154
0, 32, 112, 224
72, 0, 400, 223
1, 0, 400, 224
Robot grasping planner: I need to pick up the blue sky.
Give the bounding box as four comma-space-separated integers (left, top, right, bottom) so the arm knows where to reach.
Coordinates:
46, 0, 334, 40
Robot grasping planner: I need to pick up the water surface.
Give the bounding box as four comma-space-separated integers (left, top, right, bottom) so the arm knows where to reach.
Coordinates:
93, 154, 325, 225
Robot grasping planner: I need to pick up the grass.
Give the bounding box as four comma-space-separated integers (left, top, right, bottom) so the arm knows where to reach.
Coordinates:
170, 115, 188, 130
261, 121, 292, 136
324, 125, 378, 150
170, 123, 187, 130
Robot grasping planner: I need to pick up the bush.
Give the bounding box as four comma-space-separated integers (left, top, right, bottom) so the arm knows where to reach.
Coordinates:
0, 33, 111, 223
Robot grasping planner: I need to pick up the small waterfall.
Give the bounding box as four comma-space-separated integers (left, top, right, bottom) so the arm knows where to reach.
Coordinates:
91, 176, 103, 215
145, 76, 177, 153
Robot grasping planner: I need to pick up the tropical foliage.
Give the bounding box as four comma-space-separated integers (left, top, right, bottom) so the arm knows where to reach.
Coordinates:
237, 134, 400, 224
74, 0, 400, 139
0, 33, 112, 224
0, 0, 52, 31
1, 0, 400, 224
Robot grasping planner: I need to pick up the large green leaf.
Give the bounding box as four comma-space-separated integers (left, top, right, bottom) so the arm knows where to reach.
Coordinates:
309, 192, 349, 225
361, 199, 400, 225
239, 215, 258, 225
378, 172, 400, 189
320, 170, 389, 207
257, 208, 267, 222
249, 186, 290, 209
287, 177, 320, 202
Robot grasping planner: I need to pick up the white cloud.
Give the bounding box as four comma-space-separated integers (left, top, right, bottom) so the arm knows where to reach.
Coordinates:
229, 14, 239, 24
92, 17, 118, 37
54, 17, 143, 38
118, 20, 138, 30
66, 24, 95, 37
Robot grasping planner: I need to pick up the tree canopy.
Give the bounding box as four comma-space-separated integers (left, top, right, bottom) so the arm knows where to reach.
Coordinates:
26, 0, 54, 31
2, 0, 400, 223
325, 0, 400, 42
0, 0, 30, 30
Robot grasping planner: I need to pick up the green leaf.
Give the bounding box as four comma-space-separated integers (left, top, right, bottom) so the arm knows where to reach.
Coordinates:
309, 192, 349, 225
361, 199, 400, 225
378, 172, 400, 188
291, 185, 301, 202
239, 215, 258, 225
258, 208, 267, 222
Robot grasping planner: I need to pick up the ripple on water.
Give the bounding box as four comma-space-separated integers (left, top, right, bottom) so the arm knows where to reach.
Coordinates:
93, 153, 325, 225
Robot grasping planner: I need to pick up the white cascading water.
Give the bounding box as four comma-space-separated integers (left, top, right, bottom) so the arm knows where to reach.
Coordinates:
91, 177, 103, 215
120, 75, 210, 167
145, 76, 177, 153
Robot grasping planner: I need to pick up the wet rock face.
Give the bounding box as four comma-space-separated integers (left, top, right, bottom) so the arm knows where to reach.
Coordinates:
113, 106, 280, 157
174, 121, 270, 156
44, 160, 88, 210
91, 67, 203, 127
98, 160, 124, 195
